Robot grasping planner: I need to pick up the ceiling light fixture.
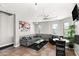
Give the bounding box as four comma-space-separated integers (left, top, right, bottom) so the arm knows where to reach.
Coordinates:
34, 3, 57, 20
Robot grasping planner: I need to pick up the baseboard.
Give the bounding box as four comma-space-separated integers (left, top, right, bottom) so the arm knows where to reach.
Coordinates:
0, 43, 14, 47
14, 44, 20, 47
0, 44, 14, 50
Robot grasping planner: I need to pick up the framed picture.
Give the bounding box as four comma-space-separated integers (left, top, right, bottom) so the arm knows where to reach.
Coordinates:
19, 21, 30, 31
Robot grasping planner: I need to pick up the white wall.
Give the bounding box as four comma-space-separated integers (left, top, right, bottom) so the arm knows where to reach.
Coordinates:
0, 12, 14, 47
75, 21, 79, 35
74, 21, 79, 56
34, 22, 50, 34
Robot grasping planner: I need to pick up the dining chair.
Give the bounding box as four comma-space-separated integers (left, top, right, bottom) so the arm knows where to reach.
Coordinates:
56, 40, 65, 56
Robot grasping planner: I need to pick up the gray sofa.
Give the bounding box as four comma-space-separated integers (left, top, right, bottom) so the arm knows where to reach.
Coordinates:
20, 34, 52, 47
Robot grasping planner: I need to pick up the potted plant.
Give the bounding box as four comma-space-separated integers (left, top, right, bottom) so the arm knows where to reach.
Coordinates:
67, 24, 75, 48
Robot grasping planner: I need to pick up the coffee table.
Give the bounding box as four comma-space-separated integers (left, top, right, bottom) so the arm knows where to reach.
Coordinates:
28, 38, 48, 51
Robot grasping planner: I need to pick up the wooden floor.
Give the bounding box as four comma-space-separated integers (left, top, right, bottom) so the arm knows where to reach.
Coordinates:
0, 42, 76, 56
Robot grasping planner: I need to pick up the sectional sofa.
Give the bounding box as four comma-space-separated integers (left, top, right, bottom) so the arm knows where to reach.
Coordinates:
20, 34, 53, 47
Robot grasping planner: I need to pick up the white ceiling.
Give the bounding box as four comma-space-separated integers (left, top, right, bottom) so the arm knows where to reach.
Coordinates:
0, 3, 76, 21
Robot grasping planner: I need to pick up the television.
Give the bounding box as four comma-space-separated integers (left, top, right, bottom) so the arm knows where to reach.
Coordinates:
72, 4, 79, 21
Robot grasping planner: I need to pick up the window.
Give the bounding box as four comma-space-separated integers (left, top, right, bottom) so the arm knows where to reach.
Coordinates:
52, 24, 58, 35
64, 22, 70, 37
